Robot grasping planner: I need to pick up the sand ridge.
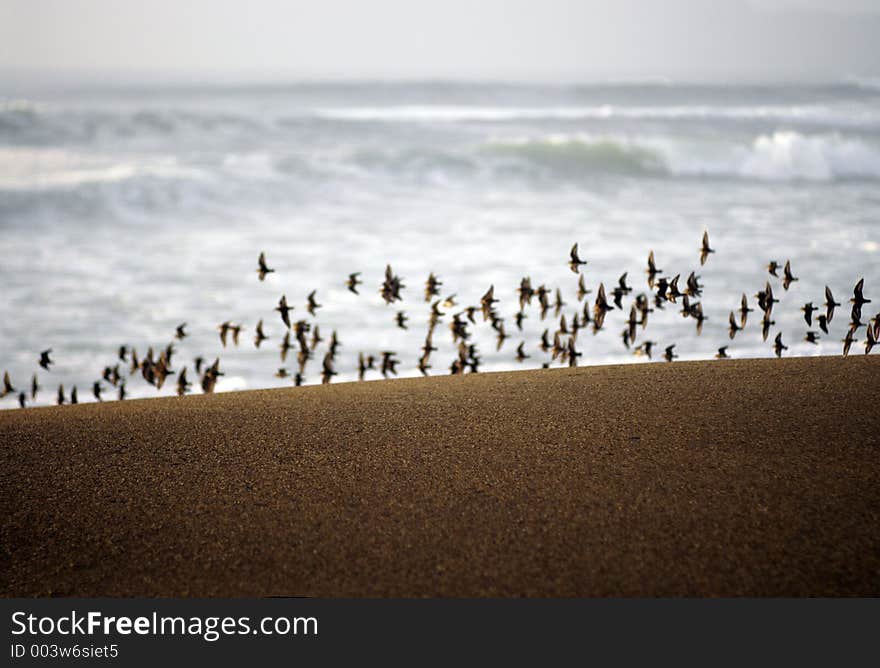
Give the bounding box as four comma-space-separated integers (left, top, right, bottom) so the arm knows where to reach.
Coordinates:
1, 356, 879, 596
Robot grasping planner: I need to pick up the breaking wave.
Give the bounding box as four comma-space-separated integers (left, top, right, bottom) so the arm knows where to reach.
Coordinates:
483, 132, 880, 182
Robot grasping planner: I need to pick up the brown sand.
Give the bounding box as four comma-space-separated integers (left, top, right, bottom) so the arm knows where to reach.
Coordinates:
1, 356, 879, 597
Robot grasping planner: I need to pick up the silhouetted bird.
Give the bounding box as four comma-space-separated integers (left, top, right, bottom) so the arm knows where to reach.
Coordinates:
664, 344, 678, 362
254, 319, 268, 348
851, 278, 870, 309
175, 323, 188, 340
347, 272, 362, 295
306, 290, 322, 315
632, 340, 653, 360
864, 325, 876, 355
646, 250, 661, 288
804, 331, 820, 344
740, 293, 753, 328
567, 338, 581, 367
230, 324, 243, 346
380, 265, 405, 304
425, 273, 442, 302
824, 286, 840, 323
767, 261, 781, 277
31, 374, 39, 400
218, 321, 231, 347
177, 367, 191, 396
39, 349, 53, 371
18, 392, 25, 409
2, 371, 14, 397
842, 327, 857, 357
93, 381, 103, 402
817, 314, 829, 334
516, 341, 529, 362
569, 243, 587, 273
802, 302, 817, 326
275, 295, 293, 328
257, 252, 275, 281
728, 311, 741, 339
782, 260, 798, 290
481, 286, 498, 321
396, 311, 408, 330
774, 333, 787, 358
716, 346, 730, 359
56, 384, 64, 405
700, 230, 714, 266
576, 274, 591, 301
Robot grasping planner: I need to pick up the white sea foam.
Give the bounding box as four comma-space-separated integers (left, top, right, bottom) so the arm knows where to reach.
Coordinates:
314, 104, 880, 129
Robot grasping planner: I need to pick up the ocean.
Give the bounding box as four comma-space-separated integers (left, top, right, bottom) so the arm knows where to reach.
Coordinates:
1, 80, 879, 406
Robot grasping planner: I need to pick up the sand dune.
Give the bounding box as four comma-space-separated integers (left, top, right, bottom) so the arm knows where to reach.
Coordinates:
2, 356, 878, 597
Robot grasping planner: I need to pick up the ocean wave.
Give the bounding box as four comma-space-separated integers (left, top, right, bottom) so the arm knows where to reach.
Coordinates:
482, 132, 880, 182
4, 100, 880, 147
313, 104, 880, 129
0, 148, 204, 189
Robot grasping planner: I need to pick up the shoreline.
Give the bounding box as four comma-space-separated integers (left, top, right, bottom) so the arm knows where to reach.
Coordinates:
2, 356, 879, 596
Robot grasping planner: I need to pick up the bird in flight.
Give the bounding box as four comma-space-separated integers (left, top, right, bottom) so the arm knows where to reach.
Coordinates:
569, 243, 587, 273
257, 252, 275, 281
700, 230, 714, 266
39, 349, 53, 371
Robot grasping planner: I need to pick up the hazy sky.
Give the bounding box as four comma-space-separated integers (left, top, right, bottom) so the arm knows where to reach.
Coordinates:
1, 0, 879, 82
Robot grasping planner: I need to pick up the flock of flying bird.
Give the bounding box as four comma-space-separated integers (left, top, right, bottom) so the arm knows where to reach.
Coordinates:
2, 232, 877, 410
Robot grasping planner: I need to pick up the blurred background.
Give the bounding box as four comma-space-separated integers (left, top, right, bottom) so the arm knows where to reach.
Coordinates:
1, 0, 879, 405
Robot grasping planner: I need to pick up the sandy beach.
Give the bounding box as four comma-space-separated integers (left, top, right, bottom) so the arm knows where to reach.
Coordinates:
1, 356, 878, 597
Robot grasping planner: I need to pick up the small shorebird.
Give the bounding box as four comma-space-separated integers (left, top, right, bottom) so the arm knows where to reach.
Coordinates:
664, 344, 678, 362
864, 325, 876, 355
396, 311, 408, 330
715, 346, 730, 359
218, 321, 231, 347
699, 230, 714, 266
782, 261, 798, 290
646, 251, 661, 288
802, 302, 817, 326
276, 295, 293, 328
31, 374, 39, 400
480, 286, 498, 321
767, 261, 781, 277
39, 349, 53, 371
175, 323, 188, 340
824, 286, 840, 323
254, 319, 268, 348
1, 371, 14, 397
804, 331, 820, 344
93, 381, 103, 402
842, 327, 857, 357
773, 333, 787, 358
740, 294, 753, 328
728, 312, 741, 339
425, 273, 442, 301
306, 290, 322, 315
177, 367, 191, 396
516, 341, 529, 362
257, 252, 275, 281
851, 278, 870, 309
347, 272, 362, 295
569, 243, 587, 273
